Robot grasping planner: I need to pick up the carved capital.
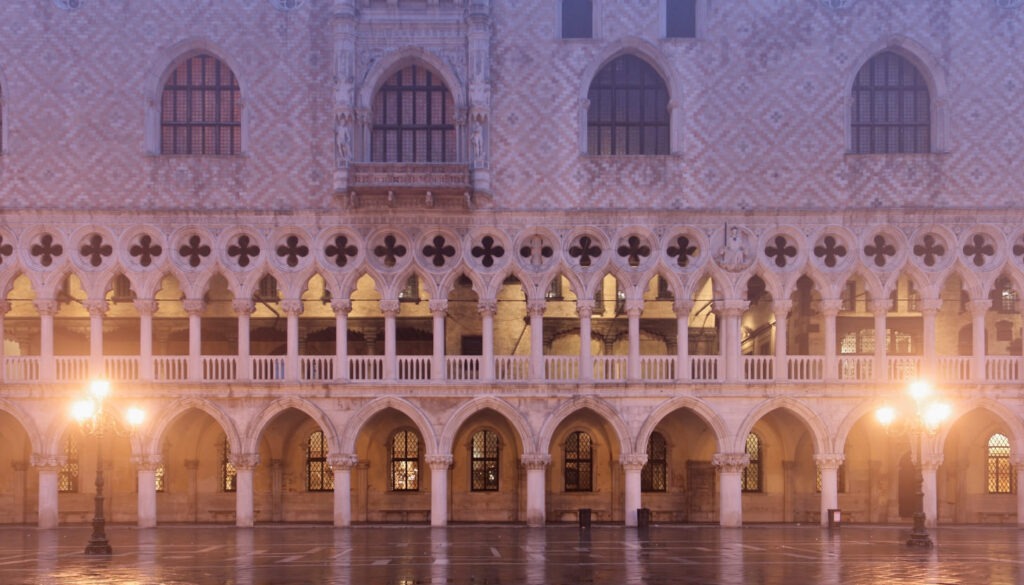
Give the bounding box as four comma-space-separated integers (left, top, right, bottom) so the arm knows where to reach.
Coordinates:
379, 299, 401, 316
526, 300, 546, 317
624, 299, 644, 316
673, 299, 694, 316
576, 299, 596, 318
813, 453, 845, 470
327, 453, 359, 470
820, 299, 844, 316
182, 299, 206, 315
425, 454, 454, 470
919, 298, 943, 315
712, 452, 750, 473
280, 299, 304, 316
966, 299, 992, 317
82, 299, 109, 317
133, 299, 159, 316
521, 453, 551, 470
477, 300, 497, 316
331, 299, 353, 315
919, 453, 944, 471
868, 299, 890, 316
230, 453, 260, 470
132, 453, 164, 471
429, 299, 449, 315
772, 299, 793, 317
232, 299, 255, 316
620, 453, 648, 471
715, 299, 749, 317
34, 300, 59, 316
31, 452, 60, 470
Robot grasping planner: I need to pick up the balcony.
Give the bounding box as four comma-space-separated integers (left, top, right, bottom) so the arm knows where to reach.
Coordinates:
344, 163, 474, 208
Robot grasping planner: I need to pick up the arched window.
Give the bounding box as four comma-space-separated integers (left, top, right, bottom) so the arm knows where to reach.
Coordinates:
307, 430, 334, 492
741, 433, 762, 492
988, 433, 1014, 494
390, 429, 421, 491
222, 438, 237, 493
587, 55, 670, 155
851, 51, 930, 154
154, 464, 166, 493
161, 53, 241, 155
641, 432, 667, 492
564, 430, 593, 492
58, 434, 79, 493
562, 0, 593, 39
371, 65, 455, 163
470, 429, 500, 491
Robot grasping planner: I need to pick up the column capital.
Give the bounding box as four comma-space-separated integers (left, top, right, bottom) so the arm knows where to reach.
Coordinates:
576, 299, 596, 318
772, 299, 793, 317
425, 454, 454, 470
331, 299, 353, 315
919, 298, 943, 315
521, 453, 551, 470
81, 299, 109, 317
624, 299, 644, 316
868, 299, 890, 316
966, 299, 992, 316
477, 300, 497, 316
428, 299, 449, 315
820, 298, 844, 316
182, 299, 206, 315
920, 452, 944, 471
526, 300, 546, 316
379, 299, 401, 316
33, 299, 59, 316
672, 299, 694, 316
715, 299, 749, 316
327, 453, 359, 469
813, 453, 845, 470
133, 299, 159, 316
131, 453, 164, 471
620, 453, 648, 471
712, 452, 749, 473
31, 452, 62, 470
230, 453, 261, 470
280, 299, 304, 316
232, 299, 256, 315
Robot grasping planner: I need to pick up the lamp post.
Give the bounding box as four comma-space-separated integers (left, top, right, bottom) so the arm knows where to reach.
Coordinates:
71, 380, 144, 555
876, 380, 951, 548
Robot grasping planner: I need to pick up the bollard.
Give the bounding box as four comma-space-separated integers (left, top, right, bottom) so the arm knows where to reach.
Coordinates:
827, 508, 841, 529
637, 507, 650, 529
578, 508, 592, 530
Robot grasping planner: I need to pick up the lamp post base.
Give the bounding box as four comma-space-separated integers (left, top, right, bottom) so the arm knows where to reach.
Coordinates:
905, 512, 933, 548
84, 540, 112, 555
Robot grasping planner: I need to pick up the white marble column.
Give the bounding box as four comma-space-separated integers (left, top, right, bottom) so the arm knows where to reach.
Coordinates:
280, 299, 303, 381
674, 300, 692, 381
821, 299, 842, 382
332, 299, 352, 381
32, 453, 59, 529
83, 299, 108, 379
967, 299, 991, 382
478, 300, 496, 381
380, 299, 400, 381
232, 454, 259, 528
134, 454, 161, 528
621, 453, 647, 527
527, 300, 545, 381
430, 299, 448, 381
427, 454, 453, 527
522, 454, 550, 527
920, 298, 942, 379
330, 454, 358, 527
1015, 456, 1024, 528
815, 453, 844, 527
718, 300, 748, 382
772, 300, 792, 382
183, 299, 206, 381
869, 299, 889, 382
35, 300, 58, 382
232, 299, 254, 382
0, 300, 8, 381
920, 452, 943, 529
626, 299, 643, 381
713, 452, 748, 528
135, 300, 157, 381
577, 300, 594, 382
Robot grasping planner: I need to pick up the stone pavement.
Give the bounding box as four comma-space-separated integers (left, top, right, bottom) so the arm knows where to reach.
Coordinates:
0, 523, 1018, 584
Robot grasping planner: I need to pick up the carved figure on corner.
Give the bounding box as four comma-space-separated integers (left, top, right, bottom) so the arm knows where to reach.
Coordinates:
716, 226, 752, 272
334, 115, 351, 168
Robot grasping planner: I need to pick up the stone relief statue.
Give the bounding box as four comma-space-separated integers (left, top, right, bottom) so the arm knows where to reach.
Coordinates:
716, 226, 752, 272
334, 114, 351, 168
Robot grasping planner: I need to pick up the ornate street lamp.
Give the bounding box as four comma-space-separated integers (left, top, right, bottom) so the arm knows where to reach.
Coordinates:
71, 380, 144, 555
876, 380, 951, 548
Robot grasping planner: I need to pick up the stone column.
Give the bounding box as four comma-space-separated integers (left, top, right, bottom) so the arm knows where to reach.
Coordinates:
522, 454, 550, 527
626, 299, 643, 381
967, 299, 991, 382
527, 300, 545, 381
184, 459, 199, 522
232, 299, 254, 382
134, 300, 158, 381
772, 300, 792, 381
380, 300, 400, 381
869, 299, 889, 382
815, 453, 844, 527
32, 453, 60, 529
0, 301, 8, 381
280, 299, 303, 381
183, 299, 206, 381
717, 300, 748, 383
134, 454, 162, 528
232, 454, 259, 528
332, 299, 352, 381
621, 453, 647, 527
35, 300, 58, 382
674, 300, 692, 381
11, 460, 26, 524
577, 300, 595, 382
427, 455, 453, 527
83, 299, 108, 379
330, 454, 358, 527
1015, 456, 1024, 528
920, 298, 942, 379
478, 300, 496, 381
713, 452, 749, 527
920, 452, 943, 529
821, 299, 842, 382
430, 299, 448, 381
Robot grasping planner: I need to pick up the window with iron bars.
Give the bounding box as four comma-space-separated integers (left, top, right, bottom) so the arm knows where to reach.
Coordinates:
161, 53, 241, 155
470, 430, 500, 491
307, 430, 334, 492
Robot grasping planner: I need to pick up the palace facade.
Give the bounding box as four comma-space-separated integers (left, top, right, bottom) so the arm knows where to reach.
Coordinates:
0, 0, 1022, 529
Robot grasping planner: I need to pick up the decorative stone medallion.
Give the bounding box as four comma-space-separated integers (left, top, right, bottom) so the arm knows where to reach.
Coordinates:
820, 0, 855, 9
53, 0, 82, 10
269, 0, 303, 10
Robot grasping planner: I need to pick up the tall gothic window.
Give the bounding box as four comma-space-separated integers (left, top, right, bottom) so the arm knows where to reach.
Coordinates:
741, 433, 762, 492
851, 51, 930, 154
587, 55, 670, 155
988, 433, 1014, 494
161, 54, 241, 155
562, 0, 593, 39
222, 438, 237, 493
641, 432, 668, 492
564, 430, 593, 492
307, 430, 334, 492
470, 429, 500, 491
371, 65, 455, 163
390, 429, 420, 491
58, 435, 79, 493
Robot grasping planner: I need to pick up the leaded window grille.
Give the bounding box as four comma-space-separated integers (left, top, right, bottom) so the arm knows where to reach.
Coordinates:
562, 0, 593, 39
154, 464, 166, 493
988, 433, 1015, 494
222, 439, 237, 493
371, 66, 455, 163
991, 277, 1018, 314
470, 429, 500, 491
307, 430, 334, 492
741, 433, 762, 492
666, 0, 697, 38
851, 51, 930, 154
390, 429, 420, 491
161, 54, 241, 155
815, 464, 846, 493
587, 55, 670, 155
58, 435, 79, 493
641, 432, 668, 492
564, 430, 593, 492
